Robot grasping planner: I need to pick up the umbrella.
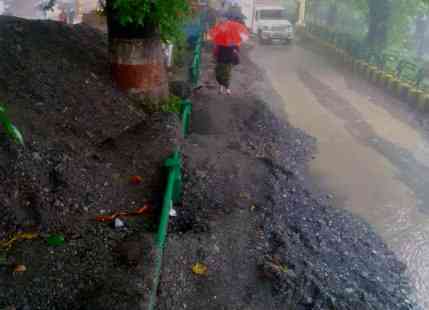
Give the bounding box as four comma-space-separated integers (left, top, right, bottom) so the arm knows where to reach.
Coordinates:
209, 20, 249, 47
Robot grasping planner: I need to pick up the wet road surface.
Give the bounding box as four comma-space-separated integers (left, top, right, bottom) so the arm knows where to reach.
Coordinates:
250, 39, 429, 308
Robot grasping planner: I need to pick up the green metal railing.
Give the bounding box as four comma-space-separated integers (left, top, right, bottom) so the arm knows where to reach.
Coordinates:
146, 37, 196, 310
146, 13, 203, 308
147, 151, 182, 310
190, 36, 203, 88
180, 99, 192, 136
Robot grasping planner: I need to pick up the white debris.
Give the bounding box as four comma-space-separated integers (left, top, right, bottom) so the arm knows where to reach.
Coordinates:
114, 218, 125, 229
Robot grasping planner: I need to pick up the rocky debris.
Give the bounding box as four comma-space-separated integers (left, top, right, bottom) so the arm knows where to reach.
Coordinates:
114, 218, 125, 229
0, 17, 180, 309
157, 45, 418, 310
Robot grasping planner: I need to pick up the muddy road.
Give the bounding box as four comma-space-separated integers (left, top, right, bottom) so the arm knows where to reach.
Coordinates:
250, 38, 429, 308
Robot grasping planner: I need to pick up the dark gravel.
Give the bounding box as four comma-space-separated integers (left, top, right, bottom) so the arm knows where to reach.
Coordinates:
0, 16, 180, 309
0, 15, 419, 309
157, 43, 418, 310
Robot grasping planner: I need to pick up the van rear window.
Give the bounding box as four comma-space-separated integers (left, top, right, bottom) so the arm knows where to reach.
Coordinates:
260, 10, 287, 20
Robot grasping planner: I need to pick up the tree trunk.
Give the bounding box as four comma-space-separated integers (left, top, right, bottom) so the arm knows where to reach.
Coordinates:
416, 14, 427, 59
367, 0, 391, 49
307, 0, 320, 24
312, 0, 321, 25
326, 3, 337, 28
106, 0, 168, 101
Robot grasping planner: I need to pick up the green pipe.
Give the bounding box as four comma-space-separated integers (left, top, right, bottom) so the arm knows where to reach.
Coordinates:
181, 100, 192, 137
147, 151, 182, 310
190, 36, 202, 87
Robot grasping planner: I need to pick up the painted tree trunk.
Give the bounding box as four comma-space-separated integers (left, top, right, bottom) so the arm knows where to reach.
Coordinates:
106, 0, 168, 101
109, 37, 168, 98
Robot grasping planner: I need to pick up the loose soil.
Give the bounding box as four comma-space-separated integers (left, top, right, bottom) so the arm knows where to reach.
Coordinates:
157, 43, 418, 309
0, 16, 180, 309
0, 16, 419, 310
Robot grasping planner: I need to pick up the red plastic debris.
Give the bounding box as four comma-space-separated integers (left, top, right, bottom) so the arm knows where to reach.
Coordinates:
95, 204, 152, 223
130, 176, 143, 185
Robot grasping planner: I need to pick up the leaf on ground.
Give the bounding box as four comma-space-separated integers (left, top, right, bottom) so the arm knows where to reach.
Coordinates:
0, 232, 39, 250
192, 262, 208, 276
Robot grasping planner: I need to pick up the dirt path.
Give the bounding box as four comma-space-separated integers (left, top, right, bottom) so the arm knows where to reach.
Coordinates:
157, 43, 416, 309
250, 37, 429, 308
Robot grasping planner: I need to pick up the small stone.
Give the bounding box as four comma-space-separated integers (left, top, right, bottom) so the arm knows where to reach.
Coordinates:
32, 152, 42, 161
303, 297, 313, 305
169, 208, 177, 217
114, 218, 125, 229
286, 269, 297, 279
345, 288, 354, 294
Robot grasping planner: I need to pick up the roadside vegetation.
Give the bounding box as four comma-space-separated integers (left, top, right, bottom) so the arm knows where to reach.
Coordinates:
302, 0, 429, 90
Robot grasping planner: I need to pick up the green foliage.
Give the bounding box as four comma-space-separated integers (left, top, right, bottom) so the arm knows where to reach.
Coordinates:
112, 0, 191, 40
0, 105, 24, 145
40, 0, 191, 40
172, 36, 188, 67
311, 0, 429, 54
160, 95, 182, 114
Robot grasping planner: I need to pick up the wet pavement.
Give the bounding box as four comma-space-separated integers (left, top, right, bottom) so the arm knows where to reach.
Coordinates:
250, 39, 429, 309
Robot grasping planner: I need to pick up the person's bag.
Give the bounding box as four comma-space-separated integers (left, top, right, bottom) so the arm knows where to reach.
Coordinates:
232, 48, 240, 66
213, 45, 219, 60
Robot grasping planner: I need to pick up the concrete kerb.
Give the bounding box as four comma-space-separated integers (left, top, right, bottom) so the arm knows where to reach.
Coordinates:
408, 88, 423, 107
303, 26, 429, 113
417, 93, 429, 112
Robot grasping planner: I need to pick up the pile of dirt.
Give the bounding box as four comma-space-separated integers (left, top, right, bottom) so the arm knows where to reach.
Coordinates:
0, 16, 180, 308
157, 45, 418, 309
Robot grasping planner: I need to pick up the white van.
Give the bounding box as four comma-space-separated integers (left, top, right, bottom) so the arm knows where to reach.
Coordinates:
254, 6, 294, 44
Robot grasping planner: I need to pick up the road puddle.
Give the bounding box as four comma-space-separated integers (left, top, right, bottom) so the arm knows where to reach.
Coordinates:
250, 44, 429, 308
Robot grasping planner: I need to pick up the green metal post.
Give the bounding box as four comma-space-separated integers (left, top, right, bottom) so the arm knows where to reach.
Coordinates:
147, 151, 182, 310
181, 100, 192, 137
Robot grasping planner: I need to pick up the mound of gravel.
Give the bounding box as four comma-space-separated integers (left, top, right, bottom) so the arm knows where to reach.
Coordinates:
0, 16, 180, 309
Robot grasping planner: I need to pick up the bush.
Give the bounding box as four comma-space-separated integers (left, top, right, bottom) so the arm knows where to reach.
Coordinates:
160, 96, 182, 113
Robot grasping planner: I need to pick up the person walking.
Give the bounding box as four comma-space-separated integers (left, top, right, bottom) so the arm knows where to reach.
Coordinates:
209, 17, 248, 95
214, 45, 239, 94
